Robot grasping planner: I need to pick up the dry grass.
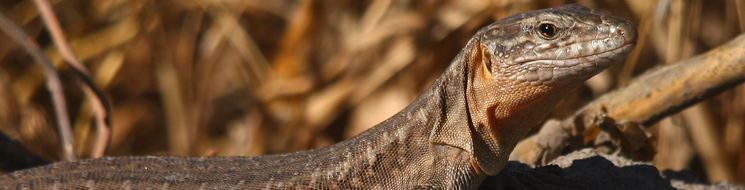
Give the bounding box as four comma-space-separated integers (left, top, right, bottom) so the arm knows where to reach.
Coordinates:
0, 0, 743, 184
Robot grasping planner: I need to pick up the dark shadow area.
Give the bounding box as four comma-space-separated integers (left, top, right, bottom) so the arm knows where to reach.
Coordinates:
480, 156, 675, 190
0, 131, 50, 173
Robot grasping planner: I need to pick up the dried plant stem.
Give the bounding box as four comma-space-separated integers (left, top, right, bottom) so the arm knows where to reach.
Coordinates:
32, 0, 111, 158
0, 12, 76, 161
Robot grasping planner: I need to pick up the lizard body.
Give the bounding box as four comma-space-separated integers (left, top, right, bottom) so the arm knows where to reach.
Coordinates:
0, 4, 636, 189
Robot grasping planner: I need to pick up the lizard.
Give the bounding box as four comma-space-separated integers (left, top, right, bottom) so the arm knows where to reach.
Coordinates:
0, 4, 637, 189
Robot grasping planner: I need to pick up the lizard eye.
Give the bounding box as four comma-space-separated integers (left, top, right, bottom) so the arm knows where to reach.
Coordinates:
537, 23, 558, 39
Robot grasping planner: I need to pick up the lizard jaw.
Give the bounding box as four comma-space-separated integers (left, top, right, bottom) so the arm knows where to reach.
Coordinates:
514, 42, 636, 86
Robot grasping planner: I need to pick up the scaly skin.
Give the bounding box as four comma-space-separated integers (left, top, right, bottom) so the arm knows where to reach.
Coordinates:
0, 4, 636, 189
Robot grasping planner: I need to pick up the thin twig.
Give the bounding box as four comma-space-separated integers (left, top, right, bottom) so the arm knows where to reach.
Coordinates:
32, 0, 112, 158
0, 12, 77, 161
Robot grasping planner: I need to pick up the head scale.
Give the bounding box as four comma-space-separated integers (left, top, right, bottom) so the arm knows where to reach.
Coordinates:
476, 4, 637, 87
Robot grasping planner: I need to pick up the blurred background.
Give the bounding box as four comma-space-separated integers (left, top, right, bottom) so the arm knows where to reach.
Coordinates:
0, 0, 743, 185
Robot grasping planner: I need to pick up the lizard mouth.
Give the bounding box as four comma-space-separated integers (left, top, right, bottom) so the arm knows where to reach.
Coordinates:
513, 38, 637, 86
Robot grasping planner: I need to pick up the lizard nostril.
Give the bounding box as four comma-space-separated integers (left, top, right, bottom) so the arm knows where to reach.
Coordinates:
617, 28, 625, 35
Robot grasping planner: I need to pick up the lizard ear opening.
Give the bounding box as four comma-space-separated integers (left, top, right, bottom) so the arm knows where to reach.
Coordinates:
473, 43, 493, 75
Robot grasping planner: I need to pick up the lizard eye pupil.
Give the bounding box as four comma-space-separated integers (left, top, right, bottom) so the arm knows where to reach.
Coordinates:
538, 23, 557, 38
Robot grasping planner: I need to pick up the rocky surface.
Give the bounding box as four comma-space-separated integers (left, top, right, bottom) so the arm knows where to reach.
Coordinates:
480, 148, 741, 190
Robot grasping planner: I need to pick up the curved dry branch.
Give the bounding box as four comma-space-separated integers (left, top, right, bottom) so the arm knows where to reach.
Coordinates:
511, 34, 745, 166
32, 0, 112, 158
0, 12, 76, 161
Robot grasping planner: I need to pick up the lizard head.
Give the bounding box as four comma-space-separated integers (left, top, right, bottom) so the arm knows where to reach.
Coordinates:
477, 4, 637, 86
464, 4, 637, 175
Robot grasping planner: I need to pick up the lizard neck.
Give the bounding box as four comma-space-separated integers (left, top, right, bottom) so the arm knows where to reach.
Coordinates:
458, 35, 583, 175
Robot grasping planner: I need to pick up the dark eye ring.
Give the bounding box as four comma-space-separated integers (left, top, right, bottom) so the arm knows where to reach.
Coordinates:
538, 23, 557, 38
